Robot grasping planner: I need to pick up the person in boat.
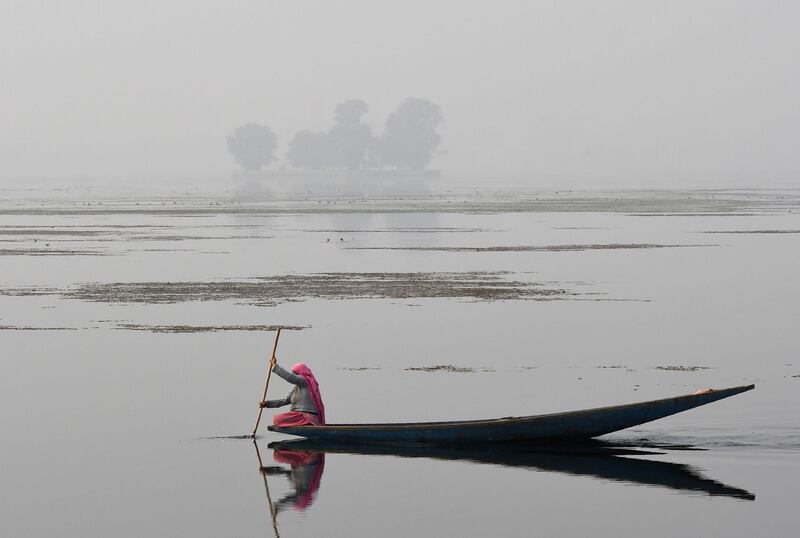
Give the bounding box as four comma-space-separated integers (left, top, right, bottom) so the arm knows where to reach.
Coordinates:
259, 359, 326, 427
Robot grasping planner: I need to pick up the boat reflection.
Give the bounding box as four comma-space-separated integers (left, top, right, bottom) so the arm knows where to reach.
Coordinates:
263, 439, 755, 502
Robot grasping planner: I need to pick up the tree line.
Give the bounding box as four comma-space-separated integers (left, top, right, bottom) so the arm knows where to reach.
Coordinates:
226, 98, 442, 172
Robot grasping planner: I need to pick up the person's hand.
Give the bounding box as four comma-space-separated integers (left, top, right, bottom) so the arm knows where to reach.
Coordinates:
259, 400, 268, 408
270, 356, 278, 367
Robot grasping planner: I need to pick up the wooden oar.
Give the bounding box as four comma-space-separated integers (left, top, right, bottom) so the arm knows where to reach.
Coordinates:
252, 328, 282, 437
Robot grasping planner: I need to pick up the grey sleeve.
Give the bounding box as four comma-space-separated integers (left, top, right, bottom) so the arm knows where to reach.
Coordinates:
272, 363, 307, 386
266, 391, 292, 408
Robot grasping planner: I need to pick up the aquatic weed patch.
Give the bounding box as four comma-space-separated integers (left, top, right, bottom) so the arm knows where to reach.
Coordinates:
405, 364, 476, 373
2, 272, 569, 307
703, 230, 800, 234
348, 244, 713, 253
2, 189, 796, 216
0, 248, 110, 256
112, 323, 307, 333
0, 325, 79, 331
653, 365, 713, 372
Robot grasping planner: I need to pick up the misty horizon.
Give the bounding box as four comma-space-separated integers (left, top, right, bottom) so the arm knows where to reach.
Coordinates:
1, 1, 799, 187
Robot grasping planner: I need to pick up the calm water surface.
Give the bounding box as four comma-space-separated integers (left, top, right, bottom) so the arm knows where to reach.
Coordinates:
1, 187, 798, 537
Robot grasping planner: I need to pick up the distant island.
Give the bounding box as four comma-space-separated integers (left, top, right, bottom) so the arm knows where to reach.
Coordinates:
226, 98, 443, 177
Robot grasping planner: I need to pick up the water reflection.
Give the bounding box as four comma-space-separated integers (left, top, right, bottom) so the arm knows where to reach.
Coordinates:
254, 441, 326, 522
258, 439, 754, 510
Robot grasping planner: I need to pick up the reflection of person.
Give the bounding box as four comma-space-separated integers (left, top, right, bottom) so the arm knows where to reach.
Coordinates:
262, 450, 326, 512
259, 360, 326, 426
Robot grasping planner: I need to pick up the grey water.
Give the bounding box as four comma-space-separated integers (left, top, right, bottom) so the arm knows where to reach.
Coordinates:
1, 186, 799, 537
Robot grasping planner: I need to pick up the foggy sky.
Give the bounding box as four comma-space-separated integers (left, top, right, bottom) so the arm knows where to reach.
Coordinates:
1, 0, 798, 186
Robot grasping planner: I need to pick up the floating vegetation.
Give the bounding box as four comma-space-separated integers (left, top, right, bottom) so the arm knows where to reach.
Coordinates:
0, 248, 109, 256
704, 230, 800, 234
0, 325, 78, 331
123, 248, 198, 253
125, 235, 218, 241
338, 366, 381, 371
552, 227, 612, 230
200, 434, 258, 440
653, 366, 712, 372
0, 287, 61, 297
348, 244, 711, 253
405, 364, 476, 373
112, 323, 307, 333
125, 235, 274, 241
2, 189, 796, 216
0, 228, 113, 236
0, 272, 568, 307
301, 227, 489, 233
0, 227, 273, 250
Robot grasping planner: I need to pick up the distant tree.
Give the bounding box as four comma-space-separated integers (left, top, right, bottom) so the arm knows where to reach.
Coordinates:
226, 123, 277, 171
287, 129, 333, 170
329, 99, 374, 170
287, 99, 376, 170
380, 98, 443, 170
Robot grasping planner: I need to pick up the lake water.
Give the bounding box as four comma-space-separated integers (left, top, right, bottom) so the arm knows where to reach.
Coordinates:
1, 185, 798, 537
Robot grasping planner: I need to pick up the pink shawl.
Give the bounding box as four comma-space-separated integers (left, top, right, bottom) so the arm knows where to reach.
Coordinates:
291, 363, 326, 424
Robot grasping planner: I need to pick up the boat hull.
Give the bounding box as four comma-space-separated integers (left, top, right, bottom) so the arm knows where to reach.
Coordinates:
267, 384, 754, 444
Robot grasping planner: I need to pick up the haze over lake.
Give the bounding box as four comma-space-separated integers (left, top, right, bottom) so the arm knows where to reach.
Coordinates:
2, 1, 800, 536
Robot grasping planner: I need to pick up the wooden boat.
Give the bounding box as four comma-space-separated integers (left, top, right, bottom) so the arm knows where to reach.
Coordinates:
268, 384, 754, 444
